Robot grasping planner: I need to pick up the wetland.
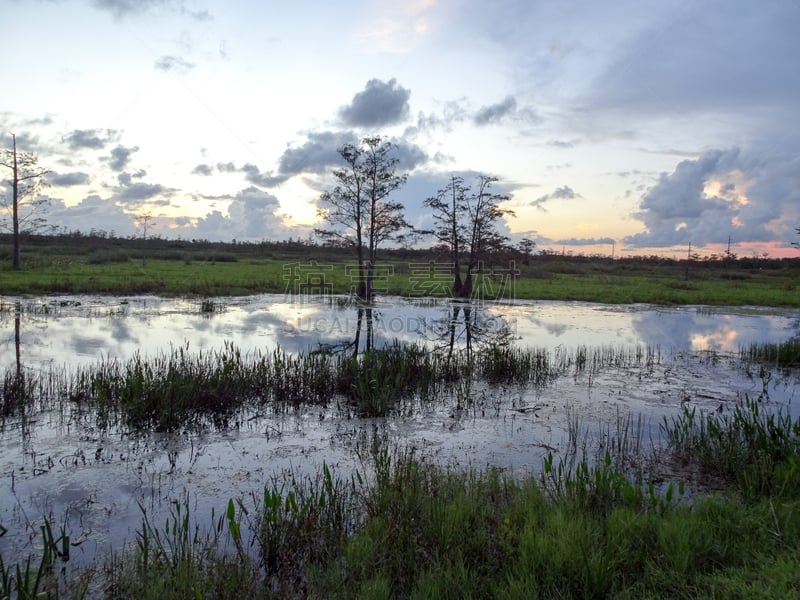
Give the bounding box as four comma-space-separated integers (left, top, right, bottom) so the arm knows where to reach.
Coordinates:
0, 291, 799, 598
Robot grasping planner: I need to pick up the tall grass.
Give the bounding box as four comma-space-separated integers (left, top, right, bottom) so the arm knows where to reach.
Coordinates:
662, 396, 800, 499
2, 342, 662, 429
741, 338, 800, 368
3, 398, 800, 598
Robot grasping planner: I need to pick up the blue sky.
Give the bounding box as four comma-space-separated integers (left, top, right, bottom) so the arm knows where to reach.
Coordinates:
2, 0, 799, 257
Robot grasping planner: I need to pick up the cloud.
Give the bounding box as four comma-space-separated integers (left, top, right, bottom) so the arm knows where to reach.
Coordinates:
586, 2, 800, 117
338, 78, 411, 128
216, 162, 238, 173
64, 129, 119, 150
192, 187, 292, 241
241, 163, 285, 188
621, 148, 797, 248
355, 1, 441, 54
278, 131, 358, 177
93, 0, 168, 19
530, 185, 582, 211
47, 195, 137, 237
202, 131, 429, 194
48, 171, 90, 186
107, 145, 139, 172
554, 237, 616, 246
155, 55, 195, 73
191, 163, 213, 176
548, 139, 579, 149
474, 96, 517, 126
405, 100, 470, 138
117, 170, 146, 186
118, 182, 165, 202
390, 140, 429, 171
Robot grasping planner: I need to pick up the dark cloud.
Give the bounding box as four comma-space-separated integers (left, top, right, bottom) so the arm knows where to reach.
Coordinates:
155, 55, 195, 73
199, 131, 429, 196
548, 139, 579, 149
278, 131, 357, 176
390, 140, 428, 171
1, 131, 42, 153
530, 185, 582, 210
622, 148, 777, 248
192, 163, 213, 176
587, 2, 800, 116
48, 172, 90, 186
555, 237, 616, 246
216, 162, 238, 173
93, 0, 169, 19
338, 78, 411, 128
64, 129, 119, 150
108, 145, 139, 172
474, 96, 517, 126
117, 170, 146, 186
241, 163, 285, 187
118, 182, 165, 202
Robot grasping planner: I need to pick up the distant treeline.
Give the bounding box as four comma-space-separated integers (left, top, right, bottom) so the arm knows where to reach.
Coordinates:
1, 231, 798, 270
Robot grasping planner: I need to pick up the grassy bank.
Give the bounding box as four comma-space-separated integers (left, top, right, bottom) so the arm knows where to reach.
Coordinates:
1, 233, 798, 305
2, 399, 799, 599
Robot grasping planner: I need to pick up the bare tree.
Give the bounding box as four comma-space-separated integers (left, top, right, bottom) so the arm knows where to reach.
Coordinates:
425, 175, 468, 294
425, 174, 514, 297
315, 136, 408, 300
137, 212, 156, 265
793, 227, 800, 250
0, 134, 51, 269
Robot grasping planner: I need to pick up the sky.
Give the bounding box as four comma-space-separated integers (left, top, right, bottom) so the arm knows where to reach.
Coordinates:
2, 0, 799, 258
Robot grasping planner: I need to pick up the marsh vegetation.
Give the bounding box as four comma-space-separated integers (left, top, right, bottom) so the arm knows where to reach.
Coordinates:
0, 251, 799, 597
1, 232, 799, 305
1, 394, 799, 599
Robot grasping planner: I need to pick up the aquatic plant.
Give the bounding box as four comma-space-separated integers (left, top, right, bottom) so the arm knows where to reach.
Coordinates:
741, 339, 800, 368
3, 405, 800, 599
0, 340, 672, 430
661, 395, 800, 498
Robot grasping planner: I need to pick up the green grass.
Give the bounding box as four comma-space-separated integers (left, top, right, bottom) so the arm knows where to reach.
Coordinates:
2, 234, 799, 305
4, 399, 800, 598
3, 256, 797, 305
661, 396, 800, 500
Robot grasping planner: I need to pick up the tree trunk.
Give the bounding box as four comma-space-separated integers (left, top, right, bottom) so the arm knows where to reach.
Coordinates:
11, 134, 21, 270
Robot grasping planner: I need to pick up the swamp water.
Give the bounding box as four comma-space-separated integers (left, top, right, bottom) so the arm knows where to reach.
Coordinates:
0, 294, 798, 570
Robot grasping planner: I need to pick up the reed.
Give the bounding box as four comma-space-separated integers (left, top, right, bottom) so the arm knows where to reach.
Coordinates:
661, 396, 800, 498
741, 339, 800, 368
3, 421, 800, 598
0, 341, 688, 434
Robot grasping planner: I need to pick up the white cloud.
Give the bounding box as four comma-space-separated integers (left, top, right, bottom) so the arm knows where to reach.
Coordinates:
625, 148, 799, 248
193, 187, 294, 242
47, 195, 137, 237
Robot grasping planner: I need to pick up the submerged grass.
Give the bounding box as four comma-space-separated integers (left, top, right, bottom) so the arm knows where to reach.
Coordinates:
741, 338, 800, 368
2, 341, 660, 429
3, 398, 800, 599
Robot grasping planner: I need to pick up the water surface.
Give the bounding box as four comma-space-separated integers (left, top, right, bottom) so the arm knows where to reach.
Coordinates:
0, 294, 798, 570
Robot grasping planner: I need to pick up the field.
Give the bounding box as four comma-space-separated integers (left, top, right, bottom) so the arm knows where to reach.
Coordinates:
1, 233, 800, 598
1, 233, 799, 305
